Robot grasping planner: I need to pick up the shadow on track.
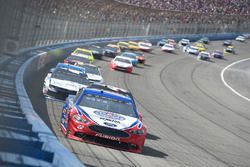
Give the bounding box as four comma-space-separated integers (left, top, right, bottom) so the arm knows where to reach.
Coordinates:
142, 146, 168, 158
146, 133, 161, 140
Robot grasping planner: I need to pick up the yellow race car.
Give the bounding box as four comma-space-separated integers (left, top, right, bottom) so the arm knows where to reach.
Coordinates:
128, 41, 140, 50
193, 42, 206, 52
224, 45, 235, 54
117, 41, 129, 51
71, 48, 94, 63
107, 44, 121, 54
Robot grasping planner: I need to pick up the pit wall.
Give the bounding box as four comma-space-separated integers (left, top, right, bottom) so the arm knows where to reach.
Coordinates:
16, 32, 245, 166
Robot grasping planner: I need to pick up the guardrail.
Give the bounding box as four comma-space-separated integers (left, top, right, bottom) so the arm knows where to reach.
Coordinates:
13, 32, 245, 166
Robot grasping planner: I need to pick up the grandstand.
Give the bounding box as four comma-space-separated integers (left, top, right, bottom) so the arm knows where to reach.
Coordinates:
116, 0, 250, 15
24, 0, 249, 24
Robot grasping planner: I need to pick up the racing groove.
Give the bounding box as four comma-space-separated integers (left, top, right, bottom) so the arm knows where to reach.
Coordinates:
31, 41, 250, 167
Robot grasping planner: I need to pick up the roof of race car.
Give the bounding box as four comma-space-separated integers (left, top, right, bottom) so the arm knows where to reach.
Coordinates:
65, 55, 90, 63
56, 63, 85, 74
121, 52, 137, 57
81, 84, 133, 102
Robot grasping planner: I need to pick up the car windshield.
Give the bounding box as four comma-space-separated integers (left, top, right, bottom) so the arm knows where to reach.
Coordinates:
119, 43, 127, 47
190, 46, 198, 50
67, 56, 90, 64
74, 50, 91, 56
140, 43, 150, 47
129, 43, 137, 46
51, 68, 89, 85
79, 93, 137, 118
215, 51, 222, 54
115, 57, 131, 64
105, 46, 117, 52
201, 53, 209, 56
182, 39, 189, 42
165, 44, 173, 47
122, 53, 136, 59
82, 65, 100, 75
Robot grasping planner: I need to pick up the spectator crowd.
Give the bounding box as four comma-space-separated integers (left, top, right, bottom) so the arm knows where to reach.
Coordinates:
116, 0, 250, 15
26, 0, 250, 24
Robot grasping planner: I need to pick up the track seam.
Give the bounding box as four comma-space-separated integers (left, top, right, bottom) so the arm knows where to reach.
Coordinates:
190, 63, 250, 142
124, 56, 233, 167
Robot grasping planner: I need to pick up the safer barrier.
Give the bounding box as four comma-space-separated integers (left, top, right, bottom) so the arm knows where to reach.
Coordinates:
15, 32, 245, 166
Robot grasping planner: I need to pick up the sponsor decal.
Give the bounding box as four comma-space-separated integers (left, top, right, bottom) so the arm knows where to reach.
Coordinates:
100, 117, 120, 124
95, 133, 120, 141
77, 125, 84, 129
94, 110, 125, 121
103, 122, 117, 127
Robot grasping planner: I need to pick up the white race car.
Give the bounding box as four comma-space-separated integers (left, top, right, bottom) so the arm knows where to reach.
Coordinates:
77, 63, 103, 83
197, 51, 211, 61
235, 35, 246, 42
43, 63, 90, 99
161, 43, 175, 52
138, 42, 152, 52
178, 38, 190, 46
183, 45, 199, 55
110, 56, 133, 73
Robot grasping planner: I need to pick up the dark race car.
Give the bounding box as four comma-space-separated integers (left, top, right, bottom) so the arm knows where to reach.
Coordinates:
223, 40, 232, 46
103, 46, 120, 58
199, 37, 210, 44
87, 45, 104, 59
212, 50, 224, 59
64, 55, 91, 65
61, 84, 146, 153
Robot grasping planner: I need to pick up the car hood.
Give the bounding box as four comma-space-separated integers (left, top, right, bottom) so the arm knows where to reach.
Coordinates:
79, 106, 138, 130
50, 78, 86, 91
87, 73, 103, 82
114, 61, 131, 68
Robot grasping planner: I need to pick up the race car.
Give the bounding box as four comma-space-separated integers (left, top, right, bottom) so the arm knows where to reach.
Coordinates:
107, 44, 121, 54
235, 35, 246, 42
193, 42, 206, 52
139, 39, 152, 47
120, 52, 138, 66
243, 33, 250, 39
77, 64, 103, 83
224, 45, 235, 54
178, 38, 190, 46
71, 48, 94, 63
64, 55, 91, 65
157, 39, 168, 47
199, 37, 210, 44
161, 43, 175, 52
133, 51, 146, 64
197, 51, 211, 61
166, 39, 177, 47
211, 50, 224, 59
223, 40, 232, 46
117, 41, 129, 51
103, 45, 120, 58
110, 56, 133, 73
60, 83, 146, 153
128, 41, 140, 51
43, 63, 90, 99
138, 42, 152, 52
183, 45, 199, 55
87, 45, 104, 59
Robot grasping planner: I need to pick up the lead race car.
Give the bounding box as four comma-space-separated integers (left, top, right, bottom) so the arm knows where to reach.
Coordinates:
61, 84, 147, 153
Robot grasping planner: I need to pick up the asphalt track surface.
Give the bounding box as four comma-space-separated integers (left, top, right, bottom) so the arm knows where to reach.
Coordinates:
28, 40, 250, 167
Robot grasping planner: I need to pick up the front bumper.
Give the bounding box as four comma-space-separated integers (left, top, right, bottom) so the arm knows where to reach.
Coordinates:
61, 121, 146, 153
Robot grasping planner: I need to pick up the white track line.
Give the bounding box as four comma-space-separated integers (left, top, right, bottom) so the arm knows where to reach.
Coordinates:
221, 58, 250, 102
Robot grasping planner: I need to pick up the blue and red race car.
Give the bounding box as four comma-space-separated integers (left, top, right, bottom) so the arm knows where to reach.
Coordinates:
61, 83, 147, 153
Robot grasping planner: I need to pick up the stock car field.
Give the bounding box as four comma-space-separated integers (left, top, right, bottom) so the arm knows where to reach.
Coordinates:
26, 39, 250, 167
